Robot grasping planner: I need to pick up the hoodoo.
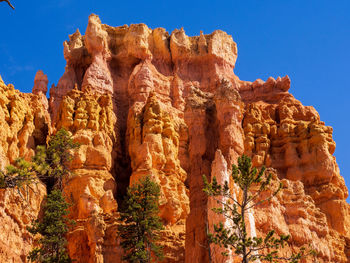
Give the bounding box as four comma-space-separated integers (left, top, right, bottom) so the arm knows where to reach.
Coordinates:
0, 14, 349, 262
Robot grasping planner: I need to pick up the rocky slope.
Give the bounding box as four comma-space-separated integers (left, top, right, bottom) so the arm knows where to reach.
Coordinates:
0, 14, 349, 262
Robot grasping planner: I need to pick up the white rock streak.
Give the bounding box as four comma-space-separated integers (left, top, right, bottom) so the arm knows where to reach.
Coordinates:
209, 150, 233, 263
247, 207, 261, 263
210, 149, 260, 263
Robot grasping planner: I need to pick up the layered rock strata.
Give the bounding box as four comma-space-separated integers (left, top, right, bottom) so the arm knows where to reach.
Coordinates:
0, 14, 349, 263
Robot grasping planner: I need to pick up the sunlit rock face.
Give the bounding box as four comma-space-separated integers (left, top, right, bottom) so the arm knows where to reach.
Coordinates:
0, 14, 349, 263
0, 77, 48, 262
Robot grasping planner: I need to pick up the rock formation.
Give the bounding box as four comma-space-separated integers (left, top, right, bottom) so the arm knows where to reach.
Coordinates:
0, 14, 349, 262
0, 76, 48, 262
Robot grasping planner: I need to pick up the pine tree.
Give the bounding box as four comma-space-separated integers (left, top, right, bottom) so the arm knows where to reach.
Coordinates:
118, 175, 164, 263
203, 155, 316, 263
27, 189, 74, 263
28, 128, 79, 262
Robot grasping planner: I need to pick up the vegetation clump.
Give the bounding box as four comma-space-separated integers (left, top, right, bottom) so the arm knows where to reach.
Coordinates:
0, 158, 36, 190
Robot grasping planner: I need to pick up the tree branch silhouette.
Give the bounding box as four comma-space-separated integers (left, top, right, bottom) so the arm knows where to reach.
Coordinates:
1, 0, 15, 10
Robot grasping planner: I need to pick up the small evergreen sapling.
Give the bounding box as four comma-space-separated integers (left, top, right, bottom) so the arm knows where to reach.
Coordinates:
203, 155, 316, 263
27, 128, 79, 262
27, 189, 74, 263
118, 175, 164, 263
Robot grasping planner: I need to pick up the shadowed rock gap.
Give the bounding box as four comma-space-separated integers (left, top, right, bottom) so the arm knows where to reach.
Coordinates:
109, 59, 135, 206
185, 101, 219, 263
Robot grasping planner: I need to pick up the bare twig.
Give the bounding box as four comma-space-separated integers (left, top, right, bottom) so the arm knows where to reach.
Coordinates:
1, 0, 15, 10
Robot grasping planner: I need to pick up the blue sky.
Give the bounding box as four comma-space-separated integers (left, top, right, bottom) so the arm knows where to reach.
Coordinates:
1, 0, 349, 198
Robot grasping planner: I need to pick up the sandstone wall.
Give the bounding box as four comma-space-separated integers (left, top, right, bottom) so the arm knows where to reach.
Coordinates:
0, 76, 48, 262
0, 14, 349, 263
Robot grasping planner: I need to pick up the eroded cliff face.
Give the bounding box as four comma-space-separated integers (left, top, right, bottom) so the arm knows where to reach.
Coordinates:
0, 76, 48, 262
0, 14, 349, 262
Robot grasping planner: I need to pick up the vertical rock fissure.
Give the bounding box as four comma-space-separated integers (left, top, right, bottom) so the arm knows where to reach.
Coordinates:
112, 94, 132, 207
113, 131, 132, 206
185, 101, 219, 263
109, 60, 137, 207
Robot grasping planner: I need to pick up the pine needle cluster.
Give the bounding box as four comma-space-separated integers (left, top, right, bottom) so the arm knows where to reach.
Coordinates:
0, 158, 36, 190
33, 128, 79, 191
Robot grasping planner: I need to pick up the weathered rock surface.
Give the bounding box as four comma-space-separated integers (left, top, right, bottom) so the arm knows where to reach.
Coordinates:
0, 76, 48, 262
0, 14, 349, 263
53, 88, 119, 262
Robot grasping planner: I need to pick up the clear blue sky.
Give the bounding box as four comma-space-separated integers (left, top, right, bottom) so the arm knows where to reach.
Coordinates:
1, 0, 349, 198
